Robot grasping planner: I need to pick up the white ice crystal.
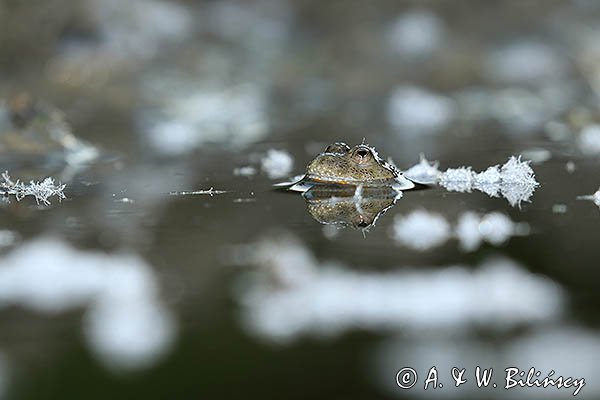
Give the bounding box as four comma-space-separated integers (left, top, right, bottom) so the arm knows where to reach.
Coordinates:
436, 156, 539, 207
261, 149, 294, 179
474, 165, 502, 197
500, 156, 539, 207
404, 155, 441, 185
391, 210, 451, 250
439, 167, 475, 192
577, 187, 600, 208
0, 172, 66, 205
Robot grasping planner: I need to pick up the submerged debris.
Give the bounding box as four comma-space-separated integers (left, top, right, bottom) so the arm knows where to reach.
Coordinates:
0, 172, 66, 205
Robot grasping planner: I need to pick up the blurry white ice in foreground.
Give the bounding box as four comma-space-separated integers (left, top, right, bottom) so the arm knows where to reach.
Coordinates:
405, 155, 540, 207
391, 210, 528, 252
235, 236, 563, 342
0, 238, 176, 371
375, 326, 599, 399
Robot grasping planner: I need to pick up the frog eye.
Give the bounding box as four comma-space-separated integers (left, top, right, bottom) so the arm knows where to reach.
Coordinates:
352, 146, 373, 163
325, 142, 350, 154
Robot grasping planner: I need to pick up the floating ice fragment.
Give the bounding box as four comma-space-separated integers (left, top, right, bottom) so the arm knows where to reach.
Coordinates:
261, 149, 294, 179
387, 85, 455, 136
578, 125, 600, 155
391, 210, 451, 250
0, 172, 66, 205
439, 157, 539, 206
439, 167, 475, 192
387, 10, 444, 59
473, 165, 501, 196
404, 154, 441, 184
577, 187, 600, 208
169, 187, 227, 197
500, 156, 540, 207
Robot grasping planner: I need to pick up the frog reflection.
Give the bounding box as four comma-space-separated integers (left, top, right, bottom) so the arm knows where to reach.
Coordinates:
303, 184, 401, 229
287, 142, 415, 192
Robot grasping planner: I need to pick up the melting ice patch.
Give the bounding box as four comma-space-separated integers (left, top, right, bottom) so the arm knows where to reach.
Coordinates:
391, 210, 528, 252
0, 238, 176, 371
235, 236, 564, 342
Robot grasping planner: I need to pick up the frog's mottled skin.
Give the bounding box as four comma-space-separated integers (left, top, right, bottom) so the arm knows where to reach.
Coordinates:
289, 142, 414, 191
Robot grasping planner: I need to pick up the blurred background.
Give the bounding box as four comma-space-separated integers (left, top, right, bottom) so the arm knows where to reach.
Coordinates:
1, 0, 600, 399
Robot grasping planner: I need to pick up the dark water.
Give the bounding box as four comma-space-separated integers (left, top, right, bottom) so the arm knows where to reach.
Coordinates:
2, 1, 600, 399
